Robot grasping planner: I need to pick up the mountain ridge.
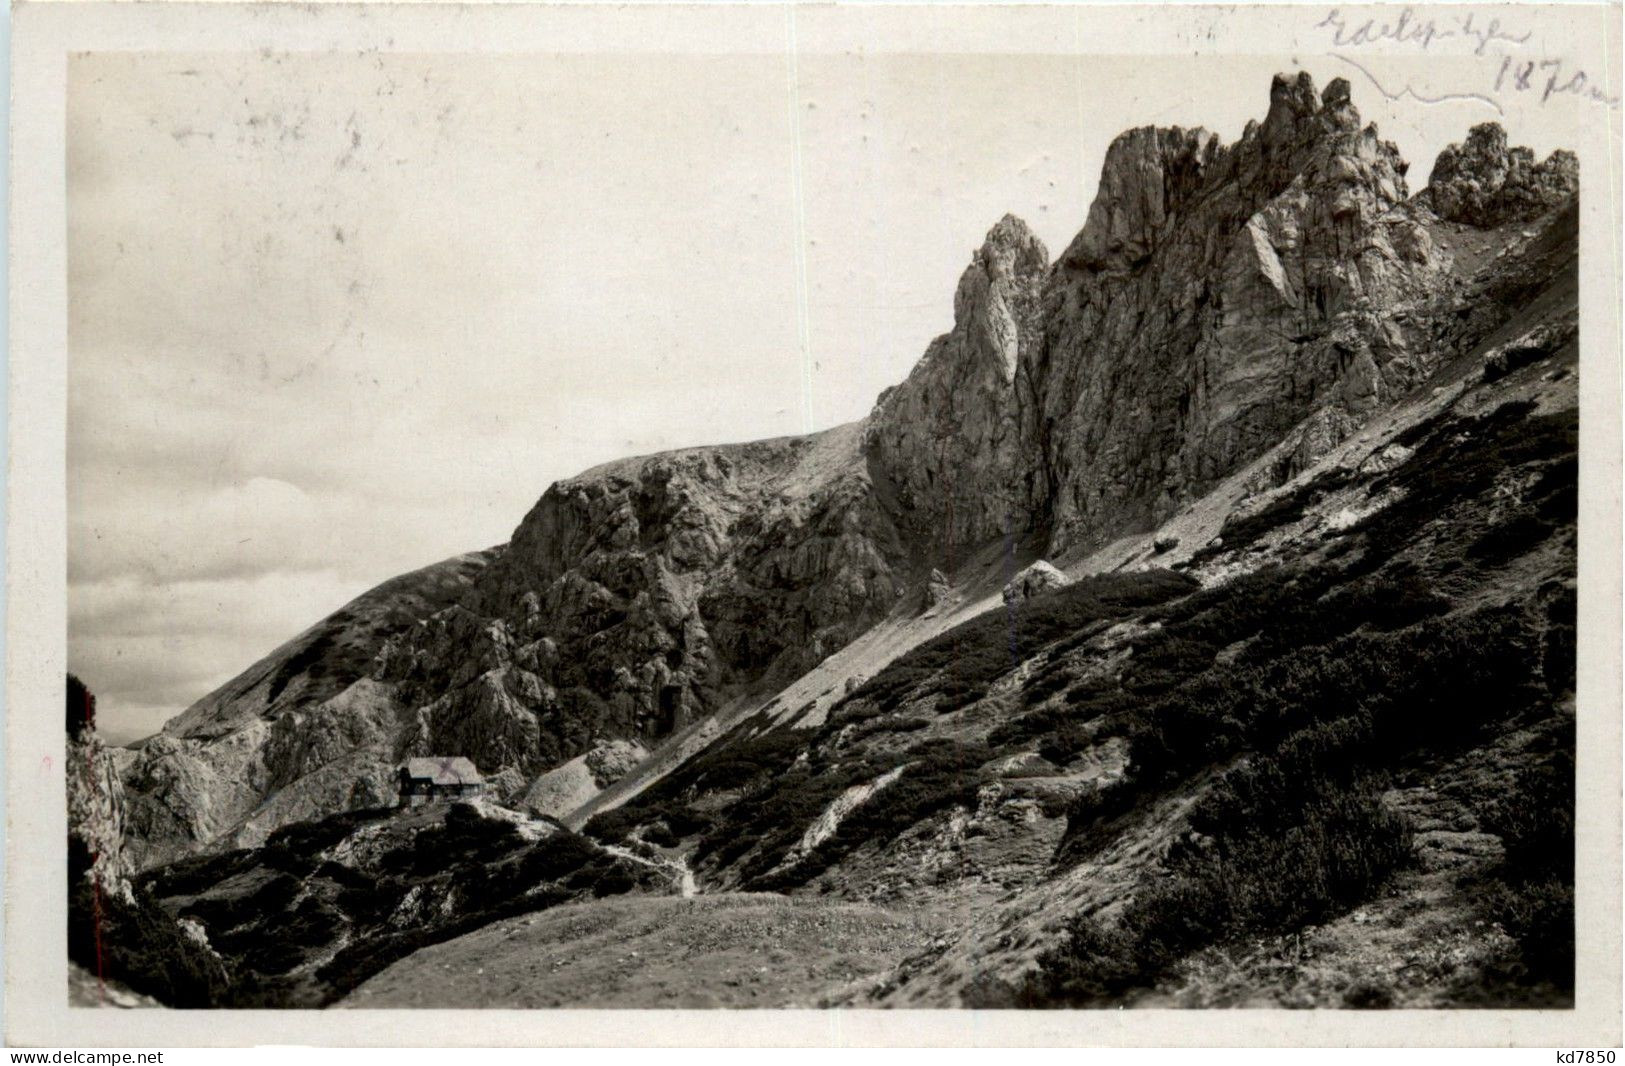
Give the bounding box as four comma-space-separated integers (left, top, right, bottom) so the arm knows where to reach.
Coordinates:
114, 72, 1578, 886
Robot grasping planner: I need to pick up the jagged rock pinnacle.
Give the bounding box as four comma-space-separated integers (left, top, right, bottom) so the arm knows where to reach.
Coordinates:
1423, 122, 1579, 227
1262, 70, 1321, 143
980, 213, 1049, 278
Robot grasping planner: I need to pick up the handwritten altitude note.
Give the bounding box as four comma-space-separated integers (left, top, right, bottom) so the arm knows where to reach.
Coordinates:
1316, 7, 1619, 112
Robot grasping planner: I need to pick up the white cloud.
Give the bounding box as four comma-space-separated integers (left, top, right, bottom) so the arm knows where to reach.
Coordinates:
69, 568, 369, 743
73, 476, 326, 585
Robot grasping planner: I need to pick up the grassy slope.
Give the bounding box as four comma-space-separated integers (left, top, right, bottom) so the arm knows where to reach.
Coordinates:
131, 801, 672, 1007
341, 893, 948, 1009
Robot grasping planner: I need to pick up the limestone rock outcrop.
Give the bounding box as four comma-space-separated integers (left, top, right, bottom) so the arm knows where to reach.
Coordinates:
863, 73, 1484, 558
864, 214, 1049, 552
1031, 73, 1451, 551
1422, 123, 1579, 228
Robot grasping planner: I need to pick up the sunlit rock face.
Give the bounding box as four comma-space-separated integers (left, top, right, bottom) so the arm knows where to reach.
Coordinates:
1029, 73, 1453, 553
863, 213, 1050, 557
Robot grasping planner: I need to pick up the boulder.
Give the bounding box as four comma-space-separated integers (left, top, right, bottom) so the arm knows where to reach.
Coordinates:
1002, 561, 1072, 604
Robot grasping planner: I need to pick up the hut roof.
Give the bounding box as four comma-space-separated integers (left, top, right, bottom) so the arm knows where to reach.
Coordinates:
402, 756, 484, 786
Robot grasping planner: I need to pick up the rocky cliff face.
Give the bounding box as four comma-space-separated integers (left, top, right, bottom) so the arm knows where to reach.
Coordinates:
866, 74, 1467, 556
863, 214, 1050, 557
119, 552, 498, 867
69, 677, 234, 1006
474, 422, 905, 738
116, 71, 1577, 870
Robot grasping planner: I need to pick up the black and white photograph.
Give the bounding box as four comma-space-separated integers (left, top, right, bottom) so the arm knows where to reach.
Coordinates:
7, 0, 1622, 1048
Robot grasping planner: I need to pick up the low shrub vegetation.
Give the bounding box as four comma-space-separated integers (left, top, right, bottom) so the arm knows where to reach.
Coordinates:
1015, 397, 1578, 1004
134, 804, 651, 1008
1478, 738, 1575, 992
829, 569, 1197, 725
68, 876, 232, 1007
750, 739, 992, 889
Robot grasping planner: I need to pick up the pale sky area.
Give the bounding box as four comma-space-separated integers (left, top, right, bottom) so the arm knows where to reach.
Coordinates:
68, 49, 1581, 743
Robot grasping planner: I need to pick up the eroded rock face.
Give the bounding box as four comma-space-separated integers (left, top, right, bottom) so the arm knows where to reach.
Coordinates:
1423, 123, 1579, 227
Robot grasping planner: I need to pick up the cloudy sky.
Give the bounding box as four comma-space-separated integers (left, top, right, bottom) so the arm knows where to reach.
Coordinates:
67, 48, 1571, 744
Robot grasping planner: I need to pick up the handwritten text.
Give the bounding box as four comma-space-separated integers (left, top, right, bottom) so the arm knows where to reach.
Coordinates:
1317, 8, 1531, 57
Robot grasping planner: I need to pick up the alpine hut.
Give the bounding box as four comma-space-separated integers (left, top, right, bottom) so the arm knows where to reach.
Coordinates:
397, 756, 486, 806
